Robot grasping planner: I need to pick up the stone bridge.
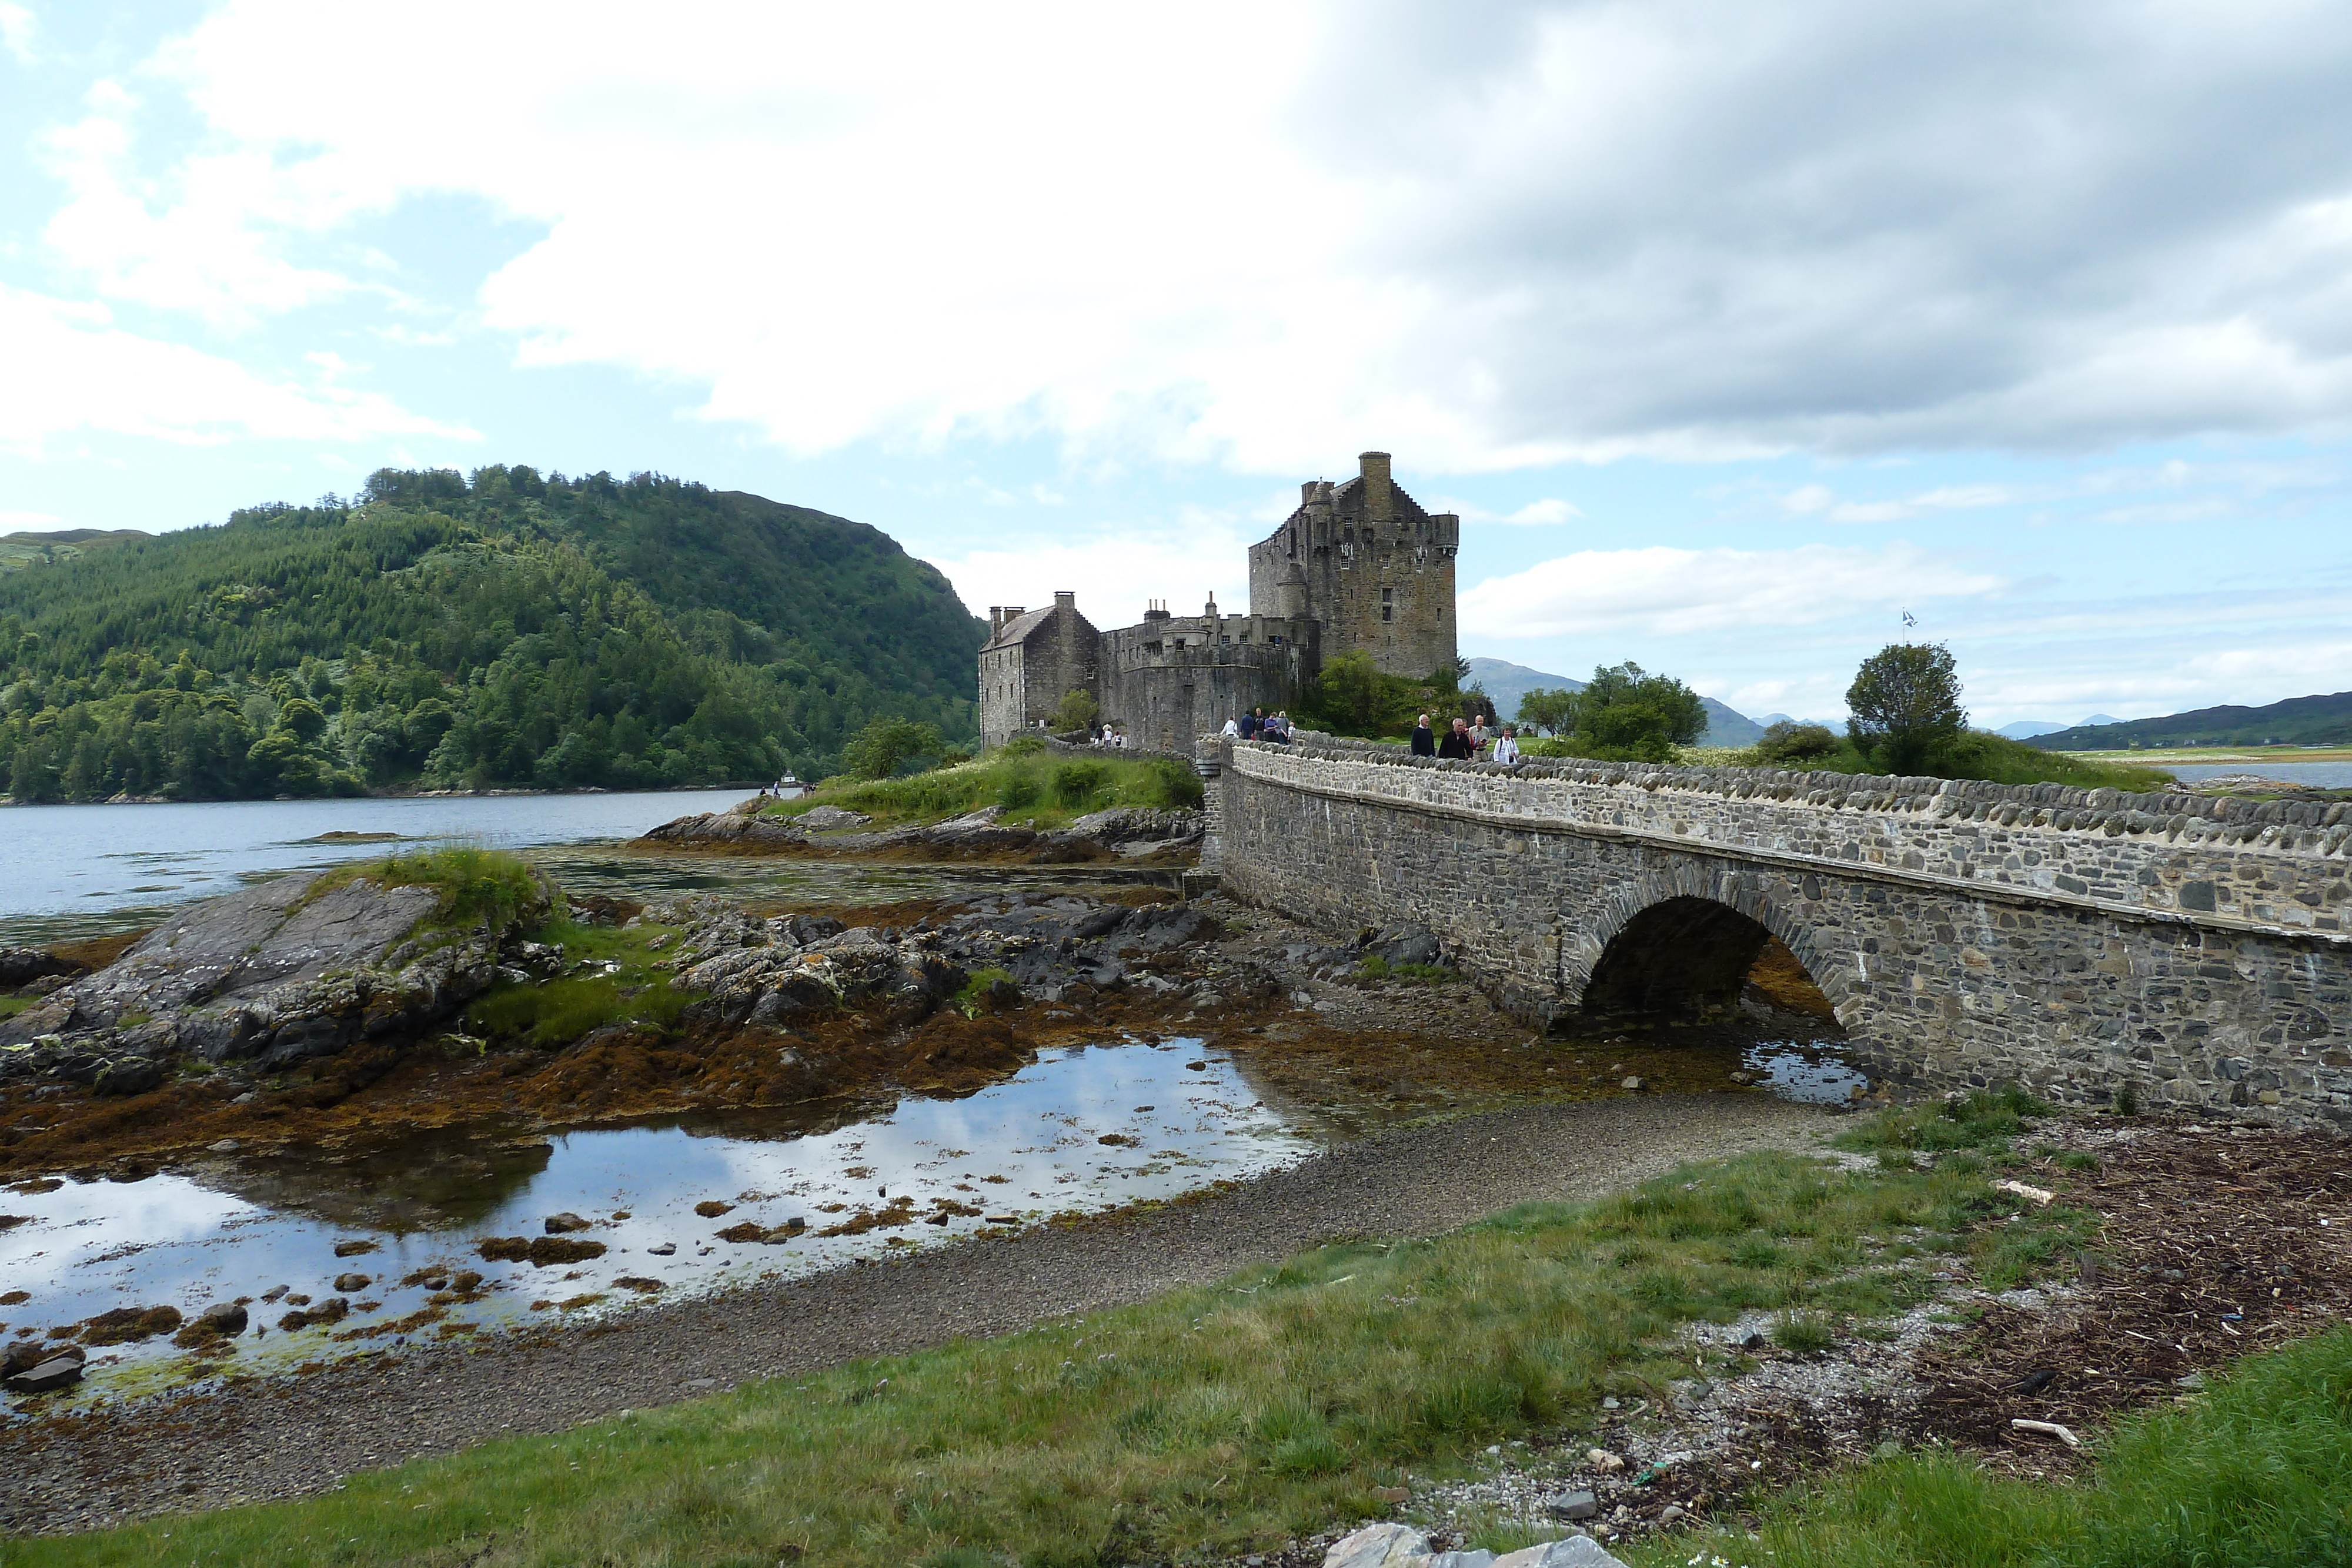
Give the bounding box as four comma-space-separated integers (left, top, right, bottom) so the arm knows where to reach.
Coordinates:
1201, 735, 2352, 1126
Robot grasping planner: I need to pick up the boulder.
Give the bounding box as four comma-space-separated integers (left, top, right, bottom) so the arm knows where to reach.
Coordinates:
1366, 924, 1442, 968
198, 1301, 249, 1336
1543, 1491, 1598, 1522
2, 1340, 77, 1378
1431, 1554, 1496, 1568
796, 804, 871, 831
1326, 1524, 1434, 1568
2, 1350, 86, 1394
0, 948, 76, 989
1491, 1540, 1628, 1568
543, 1212, 592, 1235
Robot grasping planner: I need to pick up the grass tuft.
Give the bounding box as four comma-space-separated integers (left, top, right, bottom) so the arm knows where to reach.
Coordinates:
307, 845, 550, 935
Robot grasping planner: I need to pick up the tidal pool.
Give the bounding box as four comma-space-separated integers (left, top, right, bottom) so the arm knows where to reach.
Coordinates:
1, 1038, 1311, 1414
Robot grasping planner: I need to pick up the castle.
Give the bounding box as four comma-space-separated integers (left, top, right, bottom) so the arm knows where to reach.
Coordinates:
978, 451, 1459, 750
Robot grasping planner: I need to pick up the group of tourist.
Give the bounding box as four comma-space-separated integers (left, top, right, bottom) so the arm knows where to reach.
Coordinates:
1084, 724, 1133, 747
1409, 712, 1520, 764
1220, 709, 1295, 744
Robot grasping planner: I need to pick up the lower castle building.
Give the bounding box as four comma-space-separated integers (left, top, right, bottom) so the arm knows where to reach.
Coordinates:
978, 450, 1458, 751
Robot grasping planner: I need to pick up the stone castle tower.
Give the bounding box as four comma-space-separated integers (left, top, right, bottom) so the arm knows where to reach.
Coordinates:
980, 450, 1458, 749
1245, 452, 1459, 678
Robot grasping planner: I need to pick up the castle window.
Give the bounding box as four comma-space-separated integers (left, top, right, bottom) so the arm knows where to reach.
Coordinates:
1381, 587, 1394, 623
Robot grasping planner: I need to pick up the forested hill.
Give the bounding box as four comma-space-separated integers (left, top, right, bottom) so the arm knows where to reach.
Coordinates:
2028, 690, 2352, 751
0, 466, 985, 801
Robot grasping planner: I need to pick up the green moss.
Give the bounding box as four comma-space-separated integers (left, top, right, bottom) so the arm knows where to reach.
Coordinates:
463, 918, 688, 1048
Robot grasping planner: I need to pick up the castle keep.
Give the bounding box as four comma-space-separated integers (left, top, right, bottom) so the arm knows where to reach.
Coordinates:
978, 452, 1459, 750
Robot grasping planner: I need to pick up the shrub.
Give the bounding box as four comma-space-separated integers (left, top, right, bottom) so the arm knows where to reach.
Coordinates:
841, 716, 945, 780
1755, 721, 1840, 763
1050, 760, 1112, 807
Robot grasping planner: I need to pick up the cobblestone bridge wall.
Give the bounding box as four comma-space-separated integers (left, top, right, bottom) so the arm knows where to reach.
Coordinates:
1202, 735, 2352, 1127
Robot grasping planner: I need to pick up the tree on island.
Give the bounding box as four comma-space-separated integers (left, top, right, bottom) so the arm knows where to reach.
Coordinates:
1846, 642, 1966, 774
1560, 662, 1707, 761
840, 716, 944, 780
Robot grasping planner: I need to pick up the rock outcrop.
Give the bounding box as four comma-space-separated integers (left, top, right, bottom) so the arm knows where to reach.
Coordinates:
0, 868, 552, 1092
639, 801, 1205, 863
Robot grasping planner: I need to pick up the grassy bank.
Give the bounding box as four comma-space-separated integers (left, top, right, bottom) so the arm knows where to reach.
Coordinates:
766, 744, 1204, 832
1655, 731, 2170, 793
16, 1098, 2082, 1568
1661, 1322, 2352, 1568
306, 845, 552, 934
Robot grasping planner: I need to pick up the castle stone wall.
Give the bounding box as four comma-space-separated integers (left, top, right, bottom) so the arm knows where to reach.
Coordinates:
1205, 735, 2352, 1127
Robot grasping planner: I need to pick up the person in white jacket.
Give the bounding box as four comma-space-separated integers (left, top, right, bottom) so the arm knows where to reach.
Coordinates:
1221, 716, 1240, 738
1491, 724, 1521, 765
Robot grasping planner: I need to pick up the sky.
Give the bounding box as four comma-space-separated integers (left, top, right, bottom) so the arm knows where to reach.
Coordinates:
2, 2, 2350, 728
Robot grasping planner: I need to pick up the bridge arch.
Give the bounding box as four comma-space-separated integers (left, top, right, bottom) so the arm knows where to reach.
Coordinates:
1561, 866, 1856, 1026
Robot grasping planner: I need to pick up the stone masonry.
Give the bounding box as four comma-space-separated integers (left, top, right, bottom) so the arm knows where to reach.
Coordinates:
1204, 734, 2352, 1127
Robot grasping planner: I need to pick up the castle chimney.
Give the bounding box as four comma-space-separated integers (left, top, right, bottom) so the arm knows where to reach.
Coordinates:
989, 606, 1003, 636
1359, 451, 1393, 526
1054, 590, 1075, 611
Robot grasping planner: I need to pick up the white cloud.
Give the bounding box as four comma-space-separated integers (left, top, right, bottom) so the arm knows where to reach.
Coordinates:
928, 507, 1257, 632
22, 0, 2352, 471
1782, 482, 2013, 524
1438, 495, 1583, 525
1459, 541, 2009, 638
0, 510, 60, 527
0, 3, 37, 65
0, 284, 474, 449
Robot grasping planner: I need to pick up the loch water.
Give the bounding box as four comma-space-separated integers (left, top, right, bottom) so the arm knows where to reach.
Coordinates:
1, 790, 1863, 1415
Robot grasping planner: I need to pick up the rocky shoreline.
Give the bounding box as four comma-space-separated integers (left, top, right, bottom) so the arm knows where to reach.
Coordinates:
637, 800, 1206, 863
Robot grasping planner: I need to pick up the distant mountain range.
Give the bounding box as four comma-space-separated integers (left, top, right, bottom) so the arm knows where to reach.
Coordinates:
1465, 657, 1766, 747
2029, 693, 2352, 751
1997, 715, 2120, 740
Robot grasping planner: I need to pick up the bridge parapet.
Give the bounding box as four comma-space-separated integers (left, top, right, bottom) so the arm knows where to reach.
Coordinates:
1226, 734, 2350, 938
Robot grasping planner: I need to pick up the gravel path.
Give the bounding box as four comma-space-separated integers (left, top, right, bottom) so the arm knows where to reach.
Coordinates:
5, 1092, 1839, 1537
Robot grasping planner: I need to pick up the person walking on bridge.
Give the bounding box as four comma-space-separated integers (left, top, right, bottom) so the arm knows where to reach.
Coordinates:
1492, 724, 1520, 765
1438, 718, 1474, 760
1410, 713, 1435, 756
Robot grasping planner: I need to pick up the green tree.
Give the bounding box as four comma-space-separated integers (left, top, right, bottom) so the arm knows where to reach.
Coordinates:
277, 697, 329, 743
841, 716, 944, 780
1051, 687, 1100, 733
1847, 642, 1966, 774
1300, 650, 1420, 737
1563, 663, 1706, 760
1515, 688, 1578, 736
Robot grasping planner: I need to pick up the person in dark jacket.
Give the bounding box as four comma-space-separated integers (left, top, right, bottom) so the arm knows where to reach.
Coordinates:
1409, 713, 1436, 755
1437, 718, 1475, 759
1238, 710, 1260, 741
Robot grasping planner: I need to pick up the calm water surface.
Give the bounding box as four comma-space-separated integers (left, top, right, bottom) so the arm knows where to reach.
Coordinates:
0, 791, 746, 944
2, 1039, 1311, 1413
2161, 761, 2352, 788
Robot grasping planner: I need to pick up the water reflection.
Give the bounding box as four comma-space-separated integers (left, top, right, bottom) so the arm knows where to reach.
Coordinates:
1, 1039, 1311, 1413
